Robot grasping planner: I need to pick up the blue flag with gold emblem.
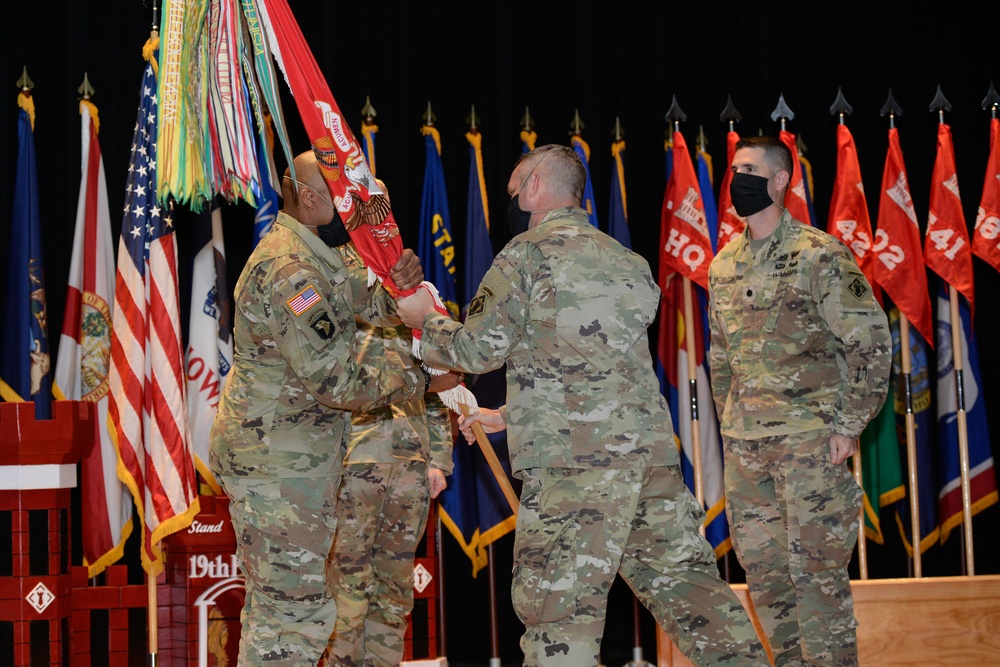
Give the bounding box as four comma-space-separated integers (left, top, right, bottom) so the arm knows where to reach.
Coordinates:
418, 126, 458, 319
1, 99, 52, 418
439, 127, 516, 576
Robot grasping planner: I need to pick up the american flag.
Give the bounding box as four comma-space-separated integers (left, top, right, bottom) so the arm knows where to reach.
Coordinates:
107, 53, 199, 576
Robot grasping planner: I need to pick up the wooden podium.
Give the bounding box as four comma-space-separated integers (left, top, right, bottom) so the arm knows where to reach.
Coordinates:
657, 576, 1000, 666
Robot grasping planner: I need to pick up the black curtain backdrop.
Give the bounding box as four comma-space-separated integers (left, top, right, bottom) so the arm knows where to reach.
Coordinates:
3, 2, 1000, 664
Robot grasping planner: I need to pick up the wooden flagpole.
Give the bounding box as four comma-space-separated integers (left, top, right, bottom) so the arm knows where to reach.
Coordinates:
682, 276, 706, 535
899, 315, 922, 577
461, 404, 519, 515
947, 285, 976, 574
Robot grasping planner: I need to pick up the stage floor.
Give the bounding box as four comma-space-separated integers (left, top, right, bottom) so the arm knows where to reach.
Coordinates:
657, 575, 1000, 666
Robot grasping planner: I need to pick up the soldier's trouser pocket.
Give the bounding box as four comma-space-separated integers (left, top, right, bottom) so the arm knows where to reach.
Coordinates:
511, 469, 580, 626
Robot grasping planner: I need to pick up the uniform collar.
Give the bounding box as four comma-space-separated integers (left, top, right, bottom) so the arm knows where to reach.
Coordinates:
538, 206, 588, 225
733, 209, 795, 266
276, 210, 346, 269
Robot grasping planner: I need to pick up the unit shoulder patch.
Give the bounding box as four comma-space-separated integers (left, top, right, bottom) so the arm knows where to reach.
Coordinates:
287, 285, 322, 316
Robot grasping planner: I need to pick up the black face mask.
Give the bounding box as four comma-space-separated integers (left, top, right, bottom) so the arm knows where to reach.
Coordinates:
507, 194, 532, 236
317, 215, 351, 247
729, 172, 773, 217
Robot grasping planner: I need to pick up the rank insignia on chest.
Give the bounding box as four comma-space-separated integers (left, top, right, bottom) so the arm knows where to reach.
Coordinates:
468, 294, 486, 316
847, 276, 869, 300
287, 285, 321, 316
309, 311, 335, 339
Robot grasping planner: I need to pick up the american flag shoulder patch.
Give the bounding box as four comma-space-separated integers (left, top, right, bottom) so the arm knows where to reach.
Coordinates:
287, 285, 322, 316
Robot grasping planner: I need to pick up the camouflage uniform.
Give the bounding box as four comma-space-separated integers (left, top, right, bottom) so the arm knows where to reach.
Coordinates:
707, 211, 891, 667
328, 321, 453, 667
416, 207, 769, 667
209, 212, 424, 667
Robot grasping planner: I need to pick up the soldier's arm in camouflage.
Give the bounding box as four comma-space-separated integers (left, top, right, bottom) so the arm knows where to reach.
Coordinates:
814, 244, 892, 438
269, 263, 423, 413
416, 245, 532, 374
360, 282, 404, 328
424, 392, 455, 475
707, 277, 733, 421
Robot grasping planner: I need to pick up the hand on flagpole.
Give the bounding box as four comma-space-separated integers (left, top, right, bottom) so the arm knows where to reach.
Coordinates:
388, 248, 424, 293
457, 408, 506, 445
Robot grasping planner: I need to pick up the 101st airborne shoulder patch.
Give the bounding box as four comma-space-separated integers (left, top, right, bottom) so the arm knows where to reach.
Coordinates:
309, 310, 335, 340
287, 285, 321, 316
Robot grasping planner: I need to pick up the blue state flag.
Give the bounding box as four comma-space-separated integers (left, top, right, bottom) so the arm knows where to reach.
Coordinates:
251, 135, 278, 248
462, 131, 493, 313
935, 289, 998, 544
608, 139, 632, 249
439, 129, 516, 576
571, 136, 599, 228
1, 99, 52, 418
697, 149, 720, 254
418, 126, 458, 319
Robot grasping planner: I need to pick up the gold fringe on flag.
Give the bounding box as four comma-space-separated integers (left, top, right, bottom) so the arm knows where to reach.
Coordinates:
17, 91, 35, 131
80, 99, 100, 135
520, 128, 536, 151
421, 125, 442, 155
142, 35, 160, 78
612, 139, 628, 220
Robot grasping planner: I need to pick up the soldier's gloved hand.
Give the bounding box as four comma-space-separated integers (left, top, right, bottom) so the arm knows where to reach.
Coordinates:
391, 249, 424, 291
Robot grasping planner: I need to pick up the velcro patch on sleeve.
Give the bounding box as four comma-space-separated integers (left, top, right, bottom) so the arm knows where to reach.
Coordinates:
287, 285, 321, 316
846, 273, 869, 301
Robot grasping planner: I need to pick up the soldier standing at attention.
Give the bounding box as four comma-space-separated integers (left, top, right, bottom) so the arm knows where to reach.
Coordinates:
397, 144, 769, 667
707, 135, 891, 667
209, 150, 459, 666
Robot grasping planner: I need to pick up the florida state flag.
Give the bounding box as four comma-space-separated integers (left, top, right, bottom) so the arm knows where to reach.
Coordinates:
779, 129, 813, 225
828, 124, 878, 298
716, 130, 745, 250
660, 130, 712, 289
874, 128, 934, 347
923, 122, 974, 316
972, 117, 1000, 272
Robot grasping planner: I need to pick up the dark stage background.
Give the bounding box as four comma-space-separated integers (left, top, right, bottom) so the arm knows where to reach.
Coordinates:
3, 2, 1000, 664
